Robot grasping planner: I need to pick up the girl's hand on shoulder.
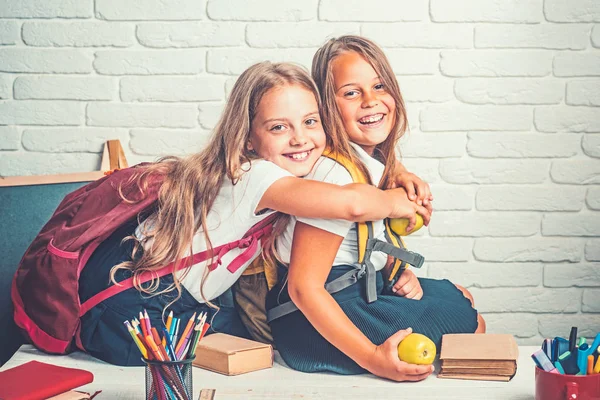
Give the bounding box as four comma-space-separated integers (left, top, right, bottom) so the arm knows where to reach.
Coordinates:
367, 328, 434, 382
392, 269, 423, 300
386, 189, 431, 230
394, 172, 434, 214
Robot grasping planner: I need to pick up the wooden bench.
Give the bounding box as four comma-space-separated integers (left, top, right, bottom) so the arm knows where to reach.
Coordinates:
2, 344, 537, 399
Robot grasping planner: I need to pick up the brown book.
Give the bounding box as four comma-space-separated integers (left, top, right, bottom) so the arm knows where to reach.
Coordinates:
440, 367, 516, 375
193, 333, 273, 376
438, 334, 518, 381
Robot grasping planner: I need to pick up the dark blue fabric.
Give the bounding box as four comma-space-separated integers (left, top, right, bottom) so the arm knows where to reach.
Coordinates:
79, 221, 250, 366
267, 265, 479, 375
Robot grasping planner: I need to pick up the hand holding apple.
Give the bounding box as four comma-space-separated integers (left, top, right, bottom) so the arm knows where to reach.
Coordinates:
397, 333, 436, 365
367, 328, 434, 382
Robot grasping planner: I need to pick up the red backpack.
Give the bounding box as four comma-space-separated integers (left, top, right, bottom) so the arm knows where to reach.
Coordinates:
12, 164, 276, 354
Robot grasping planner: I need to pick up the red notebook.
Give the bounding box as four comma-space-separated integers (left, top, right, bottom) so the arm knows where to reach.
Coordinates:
0, 360, 94, 400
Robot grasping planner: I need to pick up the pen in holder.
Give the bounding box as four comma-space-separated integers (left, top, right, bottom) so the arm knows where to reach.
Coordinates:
143, 356, 195, 400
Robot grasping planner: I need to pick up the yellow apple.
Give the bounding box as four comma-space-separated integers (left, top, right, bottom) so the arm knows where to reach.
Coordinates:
389, 214, 424, 237
397, 333, 436, 365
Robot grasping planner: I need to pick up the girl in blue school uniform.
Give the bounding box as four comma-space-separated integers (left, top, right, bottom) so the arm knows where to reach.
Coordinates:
78, 61, 432, 366
266, 36, 486, 382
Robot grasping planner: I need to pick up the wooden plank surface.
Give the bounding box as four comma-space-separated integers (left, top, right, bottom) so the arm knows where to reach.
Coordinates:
2, 345, 536, 399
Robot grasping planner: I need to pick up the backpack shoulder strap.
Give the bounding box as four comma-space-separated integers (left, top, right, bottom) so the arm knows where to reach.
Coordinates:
321, 149, 369, 264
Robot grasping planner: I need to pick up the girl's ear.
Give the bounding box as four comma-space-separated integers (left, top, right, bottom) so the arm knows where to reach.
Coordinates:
246, 139, 255, 152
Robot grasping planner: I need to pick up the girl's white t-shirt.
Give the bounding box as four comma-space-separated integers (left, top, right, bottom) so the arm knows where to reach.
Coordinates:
135, 160, 292, 303
277, 143, 389, 270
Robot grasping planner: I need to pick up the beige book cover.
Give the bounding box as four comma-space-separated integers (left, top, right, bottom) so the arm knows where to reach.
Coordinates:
438, 334, 518, 381
47, 391, 91, 400
193, 333, 273, 376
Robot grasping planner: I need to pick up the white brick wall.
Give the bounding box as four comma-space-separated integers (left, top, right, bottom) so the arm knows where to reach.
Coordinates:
0, 1, 598, 342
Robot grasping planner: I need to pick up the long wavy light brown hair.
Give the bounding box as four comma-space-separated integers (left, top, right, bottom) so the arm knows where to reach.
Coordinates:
312, 35, 408, 189
111, 62, 325, 307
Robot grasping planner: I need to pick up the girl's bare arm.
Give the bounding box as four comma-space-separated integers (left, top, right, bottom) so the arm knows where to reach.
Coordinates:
259, 176, 429, 224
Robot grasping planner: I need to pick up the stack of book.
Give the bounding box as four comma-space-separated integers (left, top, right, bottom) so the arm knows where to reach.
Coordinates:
438, 333, 519, 382
0, 360, 93, 399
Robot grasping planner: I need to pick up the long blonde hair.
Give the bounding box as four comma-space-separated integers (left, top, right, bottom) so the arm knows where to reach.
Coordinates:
111, 62, 323, 305
312, 35, 408, 189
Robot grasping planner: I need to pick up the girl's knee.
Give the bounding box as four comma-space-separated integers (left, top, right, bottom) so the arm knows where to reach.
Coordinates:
475, 314, 486, 334
455, 284, 474, 306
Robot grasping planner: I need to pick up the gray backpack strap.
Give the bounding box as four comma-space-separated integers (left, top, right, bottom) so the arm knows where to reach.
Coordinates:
368, 240, 425, 269
361, 221, 378, 304
266, 267, 366, 323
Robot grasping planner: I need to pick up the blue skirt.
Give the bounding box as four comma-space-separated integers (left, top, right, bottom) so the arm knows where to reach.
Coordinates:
266, 265, 479, 375
78, 221, 250, 366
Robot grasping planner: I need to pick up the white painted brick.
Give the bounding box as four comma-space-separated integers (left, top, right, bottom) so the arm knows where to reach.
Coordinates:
398, 77, 454, 103
477, 186, 586, 211
96, 0, 204, 20
544, 0, 600, 22
516, 336, 545, 345
397, 159, 440, 183
583, 134, 600, 158
209, 0, 316, 21
544, 264, 600, 287
554, 53, 600, 77
539, 314, 600, 338
428, 184, 475, 211
483, 314, 539, 337
386, 50, 440, 75
567, 80, 600, 106
0, 153, 100, 177
441, 51, 552, 77
22, 22, 134, 47
469, 288, 580, 313
542, 214, 600, 236
593, 25, 600, 48
399, 132, 466, 158
551, 160, 600, 184
198, 103, 225, 130
130, 129, 210, 155
586, 240, 600, 261
0, 74, 11, 99
0, 101, 82, 125
206, 48, 315, 75
405, 103, 424, 131
467, 132, 580, 158
247, 23, 357, 48
0, 49, 91, 74
587, 187, 600, 210
455, 79, 563, 105
14, 76, 115, 100
120, 76, 225, 102
22, 128, 128, 152
0, 21, 19, 45
87, 103, 197, 128
0, 126, 20, 150
475, 24, 589, 50
429, 212, 541, 237
94, 50, 204, 75
431, 0, 542, 23
421, 105, 531, 132
362, 23, 472, 49
535, 107, 600, 133
402, 237, 473, 262
0, 0, 92, 18
137, 22, 244, 48
320, 0, 426, 22
441, 159, 549, 184
583, 290, 600, 312
428, 262, 542, 288
474, 238, 581, 262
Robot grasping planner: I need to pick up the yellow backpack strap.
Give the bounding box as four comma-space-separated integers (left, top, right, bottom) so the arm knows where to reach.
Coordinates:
322, 149, 370, 264
384, 219, 406, 287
